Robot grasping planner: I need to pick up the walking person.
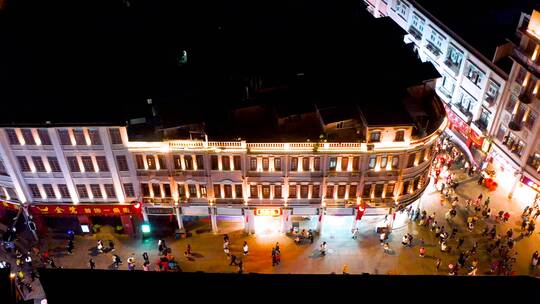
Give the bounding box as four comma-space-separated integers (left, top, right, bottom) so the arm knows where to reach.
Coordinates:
97, 240, 104, 254
457, 237, 464, 249
67, 239, 74, 254
143, 252, 149, 264
24, 253, 32, 268
112, 254, 122, 269
89, 258, 96, 270
309, 230, 314, 244
238, 260, 244, 274
243, 241, 249, 256
127, 255, 136, 271
320, 242, 327, 256
419, 246, 426, 257
275, 242, 280, 254
230, 254, 239, 266
108, 240, 115, 252
271, 248, 277, 266
435, 258, 441, 271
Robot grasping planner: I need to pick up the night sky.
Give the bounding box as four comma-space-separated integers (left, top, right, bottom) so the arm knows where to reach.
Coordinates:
0, 0, 366, 124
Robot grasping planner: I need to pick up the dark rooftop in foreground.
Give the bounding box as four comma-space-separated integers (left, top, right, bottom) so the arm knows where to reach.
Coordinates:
38, 268, 540, 303
413, 0, 540, 61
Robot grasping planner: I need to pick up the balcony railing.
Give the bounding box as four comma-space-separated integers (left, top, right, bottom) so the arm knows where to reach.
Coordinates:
408, 26, 422, 41
443, 58, 461, 74
455, 105, 473, 123
473, 119, 488, 133
425, 41, 442, 57
511, 48, 540, 77
508, 118, 523, 131
518, 87, 533, 104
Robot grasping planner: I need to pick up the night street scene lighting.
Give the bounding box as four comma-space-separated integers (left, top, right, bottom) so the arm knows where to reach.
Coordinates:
1, 0, 540, 302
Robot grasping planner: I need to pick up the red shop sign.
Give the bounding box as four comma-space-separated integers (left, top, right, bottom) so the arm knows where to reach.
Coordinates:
0, 200, 21, 211
443, 104, 470, 138
469, 129, 484, 147
29, 204, 140, 216
254, 208, 282, 216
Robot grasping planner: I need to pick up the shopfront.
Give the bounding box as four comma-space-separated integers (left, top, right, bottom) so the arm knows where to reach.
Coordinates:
0, 200, 22, 228
29, 203, 142, 236
444, 104, 470, 145
253, 207, 283, 235
514, 175, 540, 208
145, 207, 177, 237
322, 207, 355, 237
291, 207, 319, 232
216, 207, 244, 233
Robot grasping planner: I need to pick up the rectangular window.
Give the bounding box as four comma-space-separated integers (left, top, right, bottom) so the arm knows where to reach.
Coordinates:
326, 185, 334, 198
311, 157, 319, 171
505, 94, 518, 113
81, 156, 94, 172
337, 185, 346, 198
407, 153, 416, 167
58, 184, 70, 199
0, 159, 6, 176
290, 157, 298, 171
224, 185, 233, 198
302, 157, 310, 171
465, 62, 485, 87
419, 149, 426, 163
250, 185, 258, 198
73, 129, 86, 145
135, 155, 145, 169
157, 155, 167, 170
234, 184, 243, 198
222, 156, 230, 170
395, 0, 409, 19
349, 185, 357, 198
95, 156, 109, 172
300, 185, 309, 198
152, 184, 161, 197
250, 157, 257, 171
457, 91, 477, 115
370, 131, 381, 142
362, 184, 372, 198
66, 156, 80, 172
380, 156, 388, 169
104, 184, 116, 198
90, 184, 102, 198
341, 157, 349, 171
162, 184, 171, 197
444, 44, 464, 74
188, 184, 197, 197
200, 185, 207, 198
146, 155, 156, 170
428, 27, 445, 51
32, 156, 46, 172
109, 128, 123, 145
368, 156, 376, 169
177, 184, 186, 198
289, 185, 297, 198
173, 155, 182, 170
43, 184, 55, 198
485, 80, 500, 104
394, 130, 405, 141
525, 110, 537, 130
352, 157, 359, 171
439, 73, 456, 98
197, 155, 205, 170
274, 157, 282, 171
5, 129, 20, 145
88, 129, 102, 145
6, 188, 17, 200
183, 155, 193, 170
17, 156, 31, 172
312, 185, 320, 198
411, 13, 425, 33
124, 183, 135, 197
386, 184, 395, 196
274, 185, 282, 199
116, 155, 129, 171
328, 157, 337, 171
29, 184, 42, 198
141, 183, 151, 197
392, 155, 399, 169
262, 157, 269, 171
401, 181, 410, 195
374, 184, 384, 197
21, 129, 36, 145
233, 156, 241, 170
211, 155, 219, 170
262, 185, 270, 199
77, 184, 89, 199
46, 157, 61, 172
57, 129, 71, 145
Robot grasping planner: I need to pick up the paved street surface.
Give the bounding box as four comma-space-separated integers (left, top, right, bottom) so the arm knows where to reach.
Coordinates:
29, 168, 540, 277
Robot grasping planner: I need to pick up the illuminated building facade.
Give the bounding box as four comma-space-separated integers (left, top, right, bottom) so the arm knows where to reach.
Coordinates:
365, 1, 540, 205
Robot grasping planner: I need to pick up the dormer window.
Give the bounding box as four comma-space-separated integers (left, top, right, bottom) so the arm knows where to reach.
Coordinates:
395, 130, 405, 142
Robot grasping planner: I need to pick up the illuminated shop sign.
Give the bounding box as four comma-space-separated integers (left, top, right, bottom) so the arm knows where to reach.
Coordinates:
521, 176, 540, 193
254, 208, 282, 216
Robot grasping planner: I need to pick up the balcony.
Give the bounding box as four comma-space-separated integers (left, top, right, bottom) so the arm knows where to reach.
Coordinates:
408, 26, 422, 41
518, 88, 533, 104
425, 41, 442, 57
247, 171, 285, 177
455, 105, 473, 123
443, 58, 461, 75
473, 119, 488, 133
511, 48, 540, 77
508, 118, 523, 131
484, 94, 496, 107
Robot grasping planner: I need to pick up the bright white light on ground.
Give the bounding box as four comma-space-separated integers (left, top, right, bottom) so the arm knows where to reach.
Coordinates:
80, 225, 90, 233
254, 216, 281, 235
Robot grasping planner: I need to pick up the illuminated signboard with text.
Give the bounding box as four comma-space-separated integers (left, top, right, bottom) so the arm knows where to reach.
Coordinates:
254, 208, 282, 216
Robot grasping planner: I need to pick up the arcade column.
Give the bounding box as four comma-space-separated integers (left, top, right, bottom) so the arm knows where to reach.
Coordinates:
120, 215, 135, 237
316, 208, 325, 235
175, 207, 184, 230
281, 209, 292, 233
210, 207, 218, 233
243, 209, 255, 234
